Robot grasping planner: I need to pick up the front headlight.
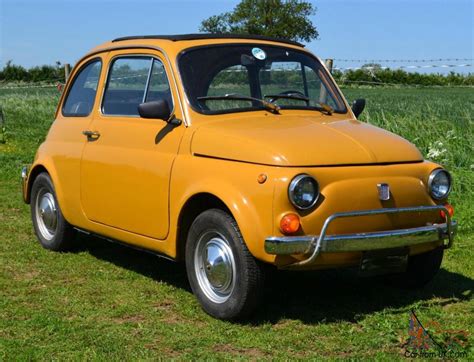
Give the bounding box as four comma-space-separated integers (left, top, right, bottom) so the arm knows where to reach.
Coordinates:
288, 174, 319, 210
428, 169, 452, 200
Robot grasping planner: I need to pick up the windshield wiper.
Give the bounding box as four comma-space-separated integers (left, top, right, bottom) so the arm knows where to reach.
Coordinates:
197, 94, 280, 114
264, 93, 310, 105
264, 94, 334, 115
315, 102, 334, 115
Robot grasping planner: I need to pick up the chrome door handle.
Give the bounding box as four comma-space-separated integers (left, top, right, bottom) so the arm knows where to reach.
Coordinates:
82, 130, 100, 141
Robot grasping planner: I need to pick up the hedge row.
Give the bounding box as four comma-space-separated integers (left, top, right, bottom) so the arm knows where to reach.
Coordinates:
0, 61, 65, 83
332, 68, 474, 86
1, 61, 472, 86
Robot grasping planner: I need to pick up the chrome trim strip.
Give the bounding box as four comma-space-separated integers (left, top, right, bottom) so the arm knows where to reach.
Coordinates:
264, 205, 456, 269
142, 57, 154, 103
265, 222, 456, 255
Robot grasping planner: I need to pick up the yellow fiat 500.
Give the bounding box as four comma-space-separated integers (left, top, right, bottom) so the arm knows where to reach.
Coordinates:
22, 34, 456, 320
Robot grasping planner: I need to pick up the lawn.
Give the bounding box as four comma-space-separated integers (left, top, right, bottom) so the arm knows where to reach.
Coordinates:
0, 86, 472, 359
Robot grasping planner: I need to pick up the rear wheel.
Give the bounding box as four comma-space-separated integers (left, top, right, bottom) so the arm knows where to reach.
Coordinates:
388, 247, 444, 288
30, 173, 76, 251
185, 209, 265, 320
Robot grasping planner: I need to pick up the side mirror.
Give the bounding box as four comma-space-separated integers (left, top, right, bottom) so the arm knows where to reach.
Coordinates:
138, 100, 171, 121
351, 98, 366, 118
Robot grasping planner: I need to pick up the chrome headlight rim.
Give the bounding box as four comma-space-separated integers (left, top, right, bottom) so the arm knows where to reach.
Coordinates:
288, 174, 320, 210
428, 168, 452, 200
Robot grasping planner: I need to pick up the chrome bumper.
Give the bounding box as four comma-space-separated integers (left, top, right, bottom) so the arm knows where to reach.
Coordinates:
265, 206, 456, 270
21, 165, 30, 203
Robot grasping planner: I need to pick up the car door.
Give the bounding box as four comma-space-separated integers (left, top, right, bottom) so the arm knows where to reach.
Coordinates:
80, 50, 185, 239
48, 56, 104, 227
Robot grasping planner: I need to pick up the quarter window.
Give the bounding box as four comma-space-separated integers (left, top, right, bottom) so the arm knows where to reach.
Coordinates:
62, 59, 101, 116
102, 57, 173, 116
145, 60, 173, 106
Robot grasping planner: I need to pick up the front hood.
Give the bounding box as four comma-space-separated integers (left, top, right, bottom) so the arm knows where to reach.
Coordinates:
191, 114, 423, 166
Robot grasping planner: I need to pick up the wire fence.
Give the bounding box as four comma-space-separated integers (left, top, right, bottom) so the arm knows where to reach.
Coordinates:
332, 58, 473, 63
332, 63, 472, 71
0, 58, 472, 90
336, 79, 474, 88
0, 83, 60, 90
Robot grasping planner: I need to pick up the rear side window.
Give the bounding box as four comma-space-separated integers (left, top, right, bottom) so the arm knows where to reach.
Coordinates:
62, 60, 102, 116
102, 56, 173, 116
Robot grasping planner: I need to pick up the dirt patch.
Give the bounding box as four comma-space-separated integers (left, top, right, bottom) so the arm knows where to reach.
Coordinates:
213, 344, 267, 358
152, 299, 175, 311
144, 342, 183, 358
13, 270, 40, 281
113, 314, 146, 324
272, 319, 296, 330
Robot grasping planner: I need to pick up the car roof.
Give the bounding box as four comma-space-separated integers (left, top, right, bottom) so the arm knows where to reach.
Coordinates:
83, 33, 311, 65
111, 33, 304, 48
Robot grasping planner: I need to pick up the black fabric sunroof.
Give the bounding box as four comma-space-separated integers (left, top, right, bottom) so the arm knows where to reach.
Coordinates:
111, 33, 304, 47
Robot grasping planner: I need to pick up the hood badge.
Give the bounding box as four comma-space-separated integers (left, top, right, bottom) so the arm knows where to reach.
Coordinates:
377, 183, 390, 201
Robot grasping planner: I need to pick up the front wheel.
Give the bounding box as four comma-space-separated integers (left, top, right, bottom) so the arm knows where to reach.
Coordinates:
185, 209, 265, 320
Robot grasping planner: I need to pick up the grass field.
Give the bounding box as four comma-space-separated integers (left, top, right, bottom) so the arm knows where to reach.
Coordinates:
0, 87, 473, 359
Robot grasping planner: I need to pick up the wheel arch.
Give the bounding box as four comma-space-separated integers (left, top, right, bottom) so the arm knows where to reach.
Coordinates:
26, 162, 69, 224
176, 192, 233, 261
26, 164, 50, 204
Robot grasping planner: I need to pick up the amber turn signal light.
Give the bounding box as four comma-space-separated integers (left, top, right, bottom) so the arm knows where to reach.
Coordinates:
440, 203, 454, 219
280, 213, 300, 234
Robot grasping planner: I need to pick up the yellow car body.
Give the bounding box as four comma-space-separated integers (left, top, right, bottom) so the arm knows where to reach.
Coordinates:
22, 35, 455, 271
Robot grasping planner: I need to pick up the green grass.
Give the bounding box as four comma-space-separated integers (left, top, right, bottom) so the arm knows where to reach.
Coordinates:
0, 87, 473, 359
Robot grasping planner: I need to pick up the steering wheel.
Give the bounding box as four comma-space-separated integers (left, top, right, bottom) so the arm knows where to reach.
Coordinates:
267, 90, 308, 105
279, 90, 306, 97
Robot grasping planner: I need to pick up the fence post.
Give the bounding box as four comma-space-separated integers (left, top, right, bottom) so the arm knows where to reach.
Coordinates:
319, 58, 334, 104
64, 64, 71, 82
0, 106, 5, 144
325, 58, 334, 73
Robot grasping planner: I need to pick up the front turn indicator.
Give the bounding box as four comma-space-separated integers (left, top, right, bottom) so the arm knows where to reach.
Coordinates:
280, 213, 300, 234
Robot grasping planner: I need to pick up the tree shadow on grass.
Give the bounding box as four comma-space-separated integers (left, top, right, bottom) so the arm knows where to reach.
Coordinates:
75, 233, 473, 325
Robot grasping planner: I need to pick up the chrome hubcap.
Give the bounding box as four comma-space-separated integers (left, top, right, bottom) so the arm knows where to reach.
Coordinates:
35, 189, 58, 240
194, 231, 236, 304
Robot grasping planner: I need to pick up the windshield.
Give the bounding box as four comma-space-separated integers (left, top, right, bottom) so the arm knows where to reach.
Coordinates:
179, 44, 347, 115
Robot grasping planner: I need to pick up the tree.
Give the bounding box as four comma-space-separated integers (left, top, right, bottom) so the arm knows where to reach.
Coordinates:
200, 0, 318, 43
361, 63, 383, 71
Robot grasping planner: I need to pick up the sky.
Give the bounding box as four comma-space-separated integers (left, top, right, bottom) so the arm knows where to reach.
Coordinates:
0, 0, 473, 73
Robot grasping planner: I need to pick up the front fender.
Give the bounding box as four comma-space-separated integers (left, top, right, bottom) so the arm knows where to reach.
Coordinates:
170, 155, 276, 263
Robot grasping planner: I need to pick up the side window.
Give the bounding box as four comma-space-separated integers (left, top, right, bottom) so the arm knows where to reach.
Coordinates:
145, 59, 173, 108
62, 59, 101, 116
102, 57, 151, 116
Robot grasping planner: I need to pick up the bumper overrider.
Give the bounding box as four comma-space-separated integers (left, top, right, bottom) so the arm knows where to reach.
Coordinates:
265, 206, 457, 270
21, 165, 30, 202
